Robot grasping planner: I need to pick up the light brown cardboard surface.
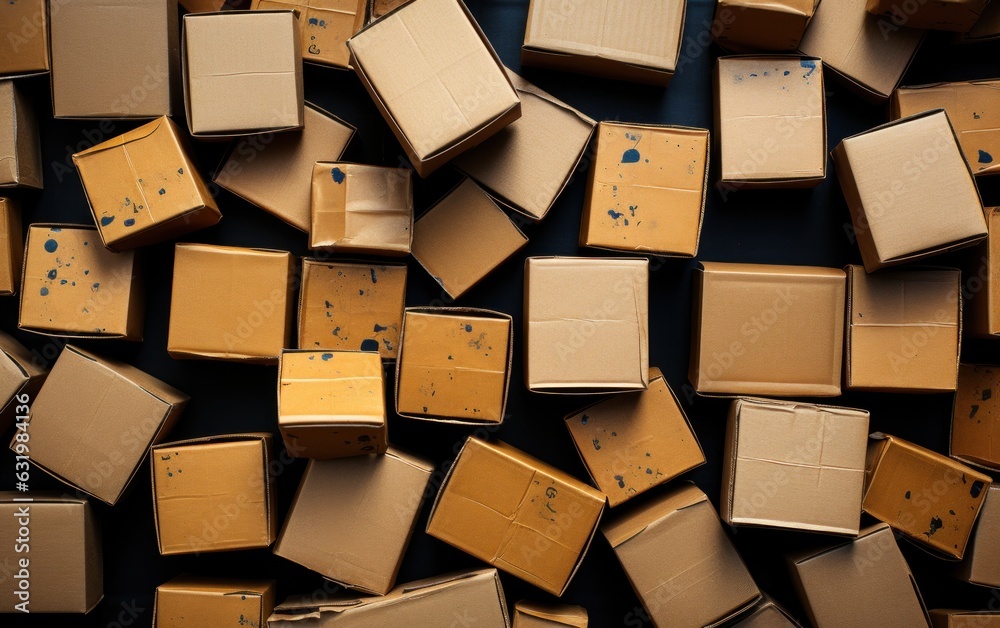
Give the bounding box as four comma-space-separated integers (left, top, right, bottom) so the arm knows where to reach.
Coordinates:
0, 198, 22, 295
0, 0, 49, 77
714, 0, 817, 50
952, 364, 1000, 470
957, 485, 1000, 587
514, 600, 588, 627
0, 81, 42, 189
153, 576, 276, 628
252, 0, 366, 69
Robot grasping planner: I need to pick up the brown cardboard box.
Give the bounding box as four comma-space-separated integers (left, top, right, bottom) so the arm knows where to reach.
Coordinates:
182, 10, 304, 137
603, 482, 761, 627
72, 116, 221, 251
964, 207, 999, 337
788, 523, 929, 627
310, 163, 413, 255
168, 243, 295, 363
395, 308, 513, 424
411, 180, 528, 299
369, 0, 408, 19
522, 0, 685, 86
297, 259, 406, 359
0, 81, 42, 189
730, 597, 801, 627
845, 265, 961, 392
252, 0, 366, 69
214, 103, 355, 232
151, 433, 277, 555
930, 610, 1000, 627
0, 330, 46, 430
514, 601, 588, 627
564, 368, 705, 508
0, 0, 49, 78
275, 449, 432, 594
722, 397, 869, 535
453, 69, 595, 222
580, 122, 709, 256
427, 437, 605, 596
19, 224, 144, 340
864, 433, 991, 559
0, 198, 22, 295
867, 0, 988, 31
153, 576, 276, 627
347, 0, 521, 176
952, 364, 1000, 471
278, 349, 387, 459
963, 0, 1000, 40
715, 56, 826, 188
0, 493, 102, 613
689, 262, 846, 397
524, 257, 649, 393
957, 485, 1000, 587
50, 0, 179, 119
714, 0, 818, 50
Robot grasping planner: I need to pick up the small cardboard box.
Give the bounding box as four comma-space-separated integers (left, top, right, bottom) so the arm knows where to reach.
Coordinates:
603, 482, 761, 627
0, 493, 102, 614
957, 485, 1000, 587
309, 162, 413, 255
689, 262, 845, 397
514, 601, 588, 627
274, 449, 432, 595
168, 243, 295, 363
580, 122, 709, 256
952, 364, 1000, 471
395, 307, 513, 424
867, 0, 988, 31
19, 224, 144, 340
278, 349, 387, 459
72, 116, 221, 251
0, 198, 23, 295
0, 81, 42, 189
833, 111, 987, 271
524, 257, 649, 394
153, 577, 276, 627
182, 10, 304, 137
151, 433, 277, 555
966, 207, 1000, 337
412, 179, 528, 299
730, 597, 800, 627
427, 437, 605, 596
713, 0, 818, 50
347, 0, 521, 176
0, 330, 46, 430
930, 610, 1000, 627
845, 265, 961, 392
564, 368, 705, 508
0, 0, 49, 78
252, 0, 366, 69
715, 56, 826, 188
864, 433, 992, 559
722, 397, 869, 535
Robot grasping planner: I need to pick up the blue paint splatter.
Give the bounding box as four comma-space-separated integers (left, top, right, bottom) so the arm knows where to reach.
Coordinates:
331, 167, 345, 183
39, 287, 48, 296
750, 73, 757, 77
321, 353, 333, 361
123, 218, 135, 227
783, 70, 790, 76
84, 270, 89, 275
177, 168, 184, 174
624, 218, 629, 226
374, 324, 388, 332
60, 280, 67, 285
628, 205, 637, 217
621, 149, 641, 163
43, 239, 58, 253
50, 228, 61, 232
124, 198, 131, 206
332, 326, 340, 336
92, 283, 100, 291
980, 150, 994, 164
100, 216, 115, 226
370, 268, 377, 283
465, 324, 473, 332
158, 188, 166, 195
608, 209, 624, 220
83, 241, 88, 246
47, 269, 56, 280
801, 59, 816, 77
360, 339, 379, 351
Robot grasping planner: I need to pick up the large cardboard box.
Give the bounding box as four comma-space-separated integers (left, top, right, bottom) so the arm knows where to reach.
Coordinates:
0, 330, 46, 431
730, 597, 800, 627
867, 0, 988, 31
966, 207, 1000, 337
347, 0, 521, 176
0, 0, 49, 78
0, 198, 23, 295
713, 0, 818, 50
153, 577, 276, 627
275, 450, 432, 594
952, 364, 1000, 471
689, 262, 845, 397
0, 81, 42, 189
514, 601, 588, 627
427, 437, 605, 596
251, 0, 366, 69
930, 610, 1000, 627
957, 485, 1000, 587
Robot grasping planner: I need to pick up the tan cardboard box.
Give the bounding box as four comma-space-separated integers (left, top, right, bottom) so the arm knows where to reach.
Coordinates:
514, 601, 588, 627
930, 610, 1000, 627
964, 0, 1000, 40
957, 485, 1000, 587
252, 0, 366, 69
966, 207, 1000, 337
274, 449, 432, 594
689, 262, 845, 397
347, 0, 521, 176
0, 330, 46, 431
867, 0, 988, 31
714, 0, 818, 50
0, 81, 42, 189
153, 577, 276, 627
0, 0, 49, 78
0, 198, 23, 295
730, 597, 800, 627
428, 437, 605, 596
952, 364, 1000, 471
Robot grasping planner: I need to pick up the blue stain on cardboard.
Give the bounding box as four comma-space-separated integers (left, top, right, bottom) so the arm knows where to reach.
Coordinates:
980, 150, 994, 164
101, 216, 115, 226
801, 59, 816, 78
360, 339, 379, 351
308, 17, 327, 27
331, 167, 345, 184
621, 132, 642, 163
43, 239, 58, 252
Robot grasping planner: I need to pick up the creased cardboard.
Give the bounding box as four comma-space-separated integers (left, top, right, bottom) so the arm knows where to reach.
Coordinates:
963, 0, 1000, 40
714, 0, 818, 50
731, 597, 801, 628
0, 198, 22, 295
513, 601, 588, 627
931, 610, 1000, 627
0, 330, 46, 431
0, 81, 42, 189
153, 576, 276, 628
369, 0, 410, 20
867, 0, 988, 31
965, 207, 1000, 337
952, 364, 1000, 471
0, 0, 49, 78
957, 485, 1000, 587
252, 0, 366, 69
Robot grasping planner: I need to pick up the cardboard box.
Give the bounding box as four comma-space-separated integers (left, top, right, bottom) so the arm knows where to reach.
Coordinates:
689, 262, 845, 397
715, 56, 826, 188
867, 0, 988, 31
168, 243, 295, 363
278, 349, 387, 459
309, 162, 413, 255
275, 448, 432, 594
50, 0, 179, 119
453, 69, 595, 221
930, 610, 1000, 627
214, 103, 354, 231
963, 0, 1000, 40
0, 493, 102, 613
514, 601, 588, 627
369, 0, 409, 19
182, 10, 304, 136
72, 116, 221, 251
297, 259, 406, 359
19, 224, 144, 340
524, 257, 649, 393
713, 0, 817, 50
864, 433, 992, 559
252, 0, 366, 69
151, 433, 277, 555
153, 577, 276, 627
580, 122, 709, 256
722, 397, 869, 535
957, 485, 1000, 587
965, 207, 1000, 337
952, 364, 1000, 471
0, 330, 47, 431
522, 0, 685, 86
427, 437, 605, 596
602, 482, 761, 627
0, 198, 22, 295
395, 308, 513, 424
564, 368, 705, 508
730, 597, 801, 627
0, 81, 42, 189
347, 0, 521, 176
411, 179, 528, 299
845, 265, 961, 392
0, 0, 49, 78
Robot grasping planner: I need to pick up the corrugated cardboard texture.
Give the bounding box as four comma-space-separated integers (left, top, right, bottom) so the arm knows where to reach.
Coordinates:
154, 577, 276, 627
0, 81, 43, 188
514, 601, 588, 627
730, 598, 801, 627
297, 260, 406, 359
689, 262, 845, 397
952, 364, 1000, 470
274, 449, 432, 595
581, 122, 708, 255
73, 117, 221, 251
845, 265, 961, 392
864, 433, 991, 559
0, 0, 49, 77
524, 257, 649, 393
168, 243, 294, 363
427, 437, 605, 596
0, 198, 23, 295
930, 610, 1000, 627
565, 368, 705, 508
964, 0, 1000, 40
412, 179, 527, 299
0, 330, 46, 430
714, 0, 816, 50
867, 0, 988, 31
19, 224, 143, 339
310, 163, 413, 254
252, 0, 366, 69
957, 485, 1000, 587
966, 207, 1000, 337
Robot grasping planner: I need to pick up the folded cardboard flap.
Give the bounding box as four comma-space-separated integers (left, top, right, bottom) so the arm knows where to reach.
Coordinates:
951, 364, 1000, 471
514, 600, 589, 627
714, 0, 818, 51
